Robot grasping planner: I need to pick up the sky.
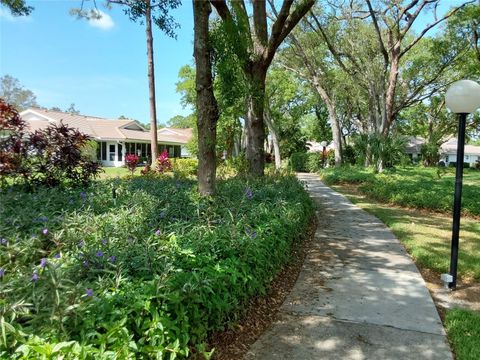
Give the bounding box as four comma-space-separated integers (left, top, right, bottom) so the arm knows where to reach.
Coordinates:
0, 0, 469, 125
0, 0, 195, 124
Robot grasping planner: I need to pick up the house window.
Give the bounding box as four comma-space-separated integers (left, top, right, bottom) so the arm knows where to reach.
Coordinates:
168, 145, 174, 158
109, 144, 116, 161
445, 155, 449, 163
174, 145, 181, 158
118, 144, 123, 161
465, 155, 469, 161
96, 141, 107, 161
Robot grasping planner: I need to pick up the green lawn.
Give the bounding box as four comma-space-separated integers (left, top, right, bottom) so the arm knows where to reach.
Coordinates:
321, 166, 480, 216
98, 166, 132, 179
324, 166, 480, 360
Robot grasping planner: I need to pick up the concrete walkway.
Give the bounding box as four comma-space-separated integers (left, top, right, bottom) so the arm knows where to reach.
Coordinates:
245, 173, 452, 360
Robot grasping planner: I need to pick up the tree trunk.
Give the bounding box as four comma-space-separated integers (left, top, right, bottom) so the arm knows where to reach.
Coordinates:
193, 0, 219, 196
264, 107, 281, 169
311, 76, 342, 166
383, 44, 400, 135
245, 64, 267, 176
145, 0, 158, 166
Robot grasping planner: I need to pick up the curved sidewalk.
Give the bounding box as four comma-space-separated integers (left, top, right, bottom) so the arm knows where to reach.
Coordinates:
246, 173, 452, 360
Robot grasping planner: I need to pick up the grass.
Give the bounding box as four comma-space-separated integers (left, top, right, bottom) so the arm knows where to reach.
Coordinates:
324, 166, 480, 360
321, 166, 480, 216
445, 309, 480, 360
98, 166, 132, 179
0, 174, 314, 359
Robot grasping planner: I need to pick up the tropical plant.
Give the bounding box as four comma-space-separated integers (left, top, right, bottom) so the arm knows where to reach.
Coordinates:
125, 153, 140, 175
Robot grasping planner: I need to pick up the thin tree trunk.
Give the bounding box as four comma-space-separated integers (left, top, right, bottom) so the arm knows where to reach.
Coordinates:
246, 65, 267, 176
146, 0, 158, 166
193, 0, 219, 196
264, 107, 281, 169
383, 44, 400, 135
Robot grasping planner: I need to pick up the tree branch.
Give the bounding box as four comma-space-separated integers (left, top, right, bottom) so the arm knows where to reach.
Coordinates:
400, 1, 475, 58
265, 0, 315, 66
365, 0, 389, 65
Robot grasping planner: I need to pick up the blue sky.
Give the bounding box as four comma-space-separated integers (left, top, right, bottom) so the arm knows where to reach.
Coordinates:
0, 0, 465, 125
0, 0, 195, 124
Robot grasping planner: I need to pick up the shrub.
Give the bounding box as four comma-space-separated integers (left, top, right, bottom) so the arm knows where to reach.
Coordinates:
0, 175, 314, 358
217, 154, 249, 178
0, 100, 102, 188
156, 149, 172, 173
172, 158, 198, 178
342, 144, 356, 165
306, 152, 323, 172
289, 152, 308, 172
125, 154, 140, 175
420, 142, 440, 166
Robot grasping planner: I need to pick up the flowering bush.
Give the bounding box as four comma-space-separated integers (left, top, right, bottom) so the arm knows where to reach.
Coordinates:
125, 153, 140, 175
0, 175, 314, 358
0, 99, 102, 188
156, 149, 172, 173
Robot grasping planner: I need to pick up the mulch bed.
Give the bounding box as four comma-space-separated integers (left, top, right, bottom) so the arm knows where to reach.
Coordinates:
204, 215, 317, 360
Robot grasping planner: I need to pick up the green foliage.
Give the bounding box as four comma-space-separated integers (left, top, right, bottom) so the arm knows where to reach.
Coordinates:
216, 155, 249, 178
446, 309, 480, 360
289, 152, 308, 172
0, 175, 314, 358
172, 158, 198, 178
353, 134, 407, 171
420, 142, 441, 166
321, 166, 480, 216
0, 75, 38, 111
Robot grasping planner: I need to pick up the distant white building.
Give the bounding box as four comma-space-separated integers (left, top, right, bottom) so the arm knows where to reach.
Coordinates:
405, 136, 426, 161
439, 138, 480, 167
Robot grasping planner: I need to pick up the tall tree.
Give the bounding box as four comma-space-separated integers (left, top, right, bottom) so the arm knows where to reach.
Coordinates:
210, 0, 315, 176
193, 0, 219, 196
73, 0, 181, 166
0, 75, 38, 111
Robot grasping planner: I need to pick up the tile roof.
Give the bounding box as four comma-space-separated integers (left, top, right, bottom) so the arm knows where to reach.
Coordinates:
20, 108, 193, 145
441, 138, 480, 156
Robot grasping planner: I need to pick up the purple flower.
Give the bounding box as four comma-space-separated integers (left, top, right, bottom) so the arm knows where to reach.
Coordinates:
42, 228, 49, 235
95, 251, 103, 257
245, 187, 254, 200
155, 229, 162, 236
80, 191, 87, 199
108, 255, 116, 263
250, 231, 257, 239
78, 240, 85, 247
54, 253, 61, 259
31, 273, 39, 282
86, 288, 93, 297
83, 260, 89, 268
0, 238, 7, 245
102, 239, 108, 245
40, 258, 47, 268
0, 268, 5, 278
159, 211, 166, 219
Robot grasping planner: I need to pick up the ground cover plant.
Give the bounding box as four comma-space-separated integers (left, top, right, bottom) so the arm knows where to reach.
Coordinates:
0, 174, 314, 359
320, 166, 480, 216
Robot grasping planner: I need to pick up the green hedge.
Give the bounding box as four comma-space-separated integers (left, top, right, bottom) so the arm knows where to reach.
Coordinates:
289, 152, 324, 173
0, 175, 314, 359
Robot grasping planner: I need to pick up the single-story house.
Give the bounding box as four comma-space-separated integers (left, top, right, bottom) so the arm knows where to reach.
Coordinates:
20, 108, 193, 167
405, 136, 426, 161
439, 138, 480, 166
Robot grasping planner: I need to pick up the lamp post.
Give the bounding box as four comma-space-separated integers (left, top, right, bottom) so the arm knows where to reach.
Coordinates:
320, 141, 328, 168
442, 80, 480, 290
